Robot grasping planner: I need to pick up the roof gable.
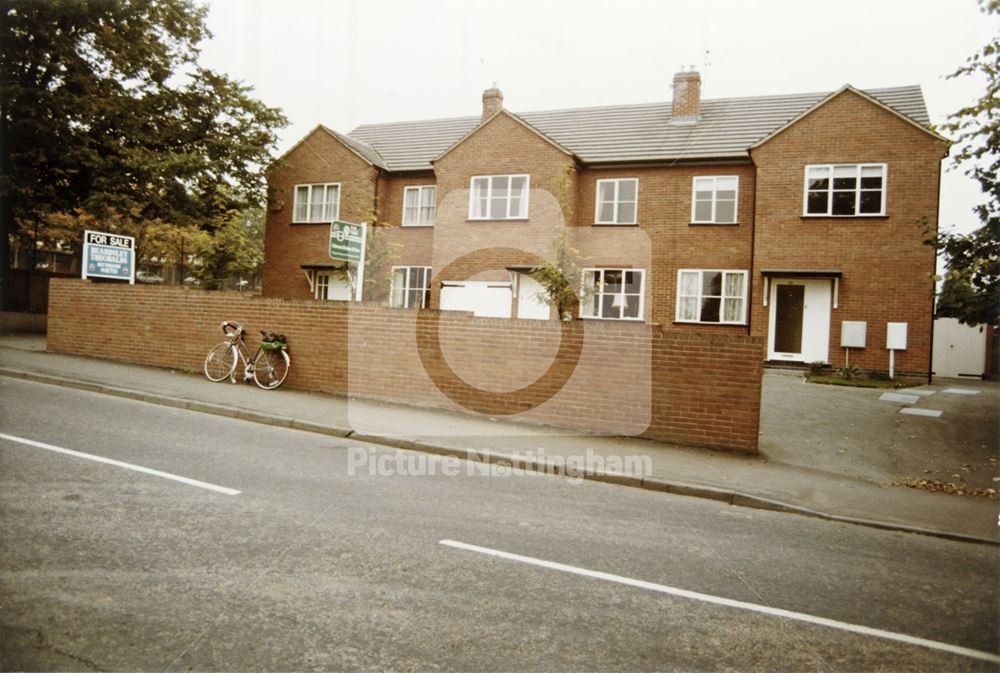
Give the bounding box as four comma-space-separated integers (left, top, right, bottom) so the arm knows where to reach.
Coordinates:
432, 109, 576, 165
749, 85, 948, 150
274, 124, 386, 169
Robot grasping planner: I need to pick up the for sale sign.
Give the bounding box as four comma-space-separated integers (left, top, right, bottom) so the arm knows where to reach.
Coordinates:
329, 220, 366, 263
82, 230, 135, 283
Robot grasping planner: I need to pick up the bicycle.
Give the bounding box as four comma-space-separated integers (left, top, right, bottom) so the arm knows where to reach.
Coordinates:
203, 321, 290, 390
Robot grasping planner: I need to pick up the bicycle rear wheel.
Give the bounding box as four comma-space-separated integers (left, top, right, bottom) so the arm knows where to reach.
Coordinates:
204, 343, 237, 382
252, 349, 289, 389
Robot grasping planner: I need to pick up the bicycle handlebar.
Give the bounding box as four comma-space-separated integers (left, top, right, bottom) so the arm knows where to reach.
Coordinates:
221, 321, 244, 337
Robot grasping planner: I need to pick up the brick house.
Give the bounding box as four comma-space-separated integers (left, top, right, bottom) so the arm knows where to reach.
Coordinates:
263, 70, 948, 376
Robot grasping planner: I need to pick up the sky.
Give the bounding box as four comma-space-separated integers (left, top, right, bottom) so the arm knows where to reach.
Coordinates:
198, 0, 997, 237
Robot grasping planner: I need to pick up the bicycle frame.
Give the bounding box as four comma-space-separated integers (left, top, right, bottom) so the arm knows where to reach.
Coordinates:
225, 332, 263, 384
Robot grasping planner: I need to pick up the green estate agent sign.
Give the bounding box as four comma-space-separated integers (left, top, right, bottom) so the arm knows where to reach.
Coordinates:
329, 220, 367, 302
329, 220, 366, 263
82, 229, 135, 283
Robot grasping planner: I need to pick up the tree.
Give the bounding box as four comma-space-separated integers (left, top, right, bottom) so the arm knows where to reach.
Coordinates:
0, 0, 287, 299
360, 222, 401, 302
196, 206, 264, 290
932, 0, 999, 327
530, 230, 589, 321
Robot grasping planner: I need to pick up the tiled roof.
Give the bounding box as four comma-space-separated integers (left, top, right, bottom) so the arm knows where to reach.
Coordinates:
346, 85, 932, 172
320, 125, 387, 169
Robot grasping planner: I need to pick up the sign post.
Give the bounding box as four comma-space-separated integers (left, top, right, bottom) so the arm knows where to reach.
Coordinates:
329, 220, 367, 302
81, 230, 136, 284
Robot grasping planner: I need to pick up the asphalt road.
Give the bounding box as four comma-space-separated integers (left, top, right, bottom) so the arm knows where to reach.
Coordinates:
0, 376, 997, 672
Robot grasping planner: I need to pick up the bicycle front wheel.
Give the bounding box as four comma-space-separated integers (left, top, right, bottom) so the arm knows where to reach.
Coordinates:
253, 349, 289, 389
204, 343, 237, 382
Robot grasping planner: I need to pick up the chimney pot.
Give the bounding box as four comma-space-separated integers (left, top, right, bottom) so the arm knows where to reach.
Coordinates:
482, 86, 503, 121
671, 70, 701, 123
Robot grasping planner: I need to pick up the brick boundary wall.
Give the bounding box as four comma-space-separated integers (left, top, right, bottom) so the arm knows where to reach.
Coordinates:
48, 280, 763, 452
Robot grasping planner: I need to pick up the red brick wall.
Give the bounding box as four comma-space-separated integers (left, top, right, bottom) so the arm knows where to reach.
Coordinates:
430, 112, 579, 299
575, 164, 755, 328
48, 280, 763, 452
375, 172, 435, 271
750, 90, 948, 374
264, 128, 379, 300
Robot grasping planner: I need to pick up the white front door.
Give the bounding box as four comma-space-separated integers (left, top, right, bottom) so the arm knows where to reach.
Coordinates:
440, 281, 512, 318
768, 279, 831, 362
516, 274, 551, 320
316, 272, 352, 301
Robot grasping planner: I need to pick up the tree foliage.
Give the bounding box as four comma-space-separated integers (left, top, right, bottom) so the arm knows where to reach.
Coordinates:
0, 0, 287, 294
360, 221, 401, 302
196, 206, 264, 290
932, 0, 1000, 327
530, 230, 589, 320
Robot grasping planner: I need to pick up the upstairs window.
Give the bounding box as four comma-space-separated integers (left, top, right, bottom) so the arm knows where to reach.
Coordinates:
403, 186, 436, 226
676, 269, 747, 324
804, 164, 886, 216
469, 175, 529, 220
595, 178, 638, 224
391, 266, 432, 309
692, 176, 738, 224
294, 183, 340, 223
582, 268, 644, 320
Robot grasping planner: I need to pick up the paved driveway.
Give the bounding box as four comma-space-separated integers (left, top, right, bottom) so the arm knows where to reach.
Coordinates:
760, 372, 999, 492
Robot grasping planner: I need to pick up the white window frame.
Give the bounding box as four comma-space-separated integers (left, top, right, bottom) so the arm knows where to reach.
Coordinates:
390, 266, 432, 309
594, 178, 639, 225
802, 163, 887, 217
314, 272, 331, 300
468, 174, 531, 220
402, 186, 436, 226
581, 268, 645, 321
691, 176, 739, 224
674, 269, 748, 325
293, 183, 341, 223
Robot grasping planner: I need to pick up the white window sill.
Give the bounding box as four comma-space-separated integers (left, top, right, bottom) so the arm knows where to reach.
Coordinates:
801, 213, 887, 218
580, 315, 645, 322
467, 217, 530, 222
690, 221, 739, 226
673, 320, 748, 326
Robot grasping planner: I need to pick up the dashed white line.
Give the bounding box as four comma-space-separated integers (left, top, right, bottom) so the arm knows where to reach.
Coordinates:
0, 432, 240, 496
440, 539, 1000, 664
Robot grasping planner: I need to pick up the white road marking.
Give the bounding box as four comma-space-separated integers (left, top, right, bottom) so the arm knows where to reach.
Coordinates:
0, 432, 240, 496
440, 539, 1000, 665
942, 387, 981, 396
879, 392, 919, 404
899, 408, 944, 418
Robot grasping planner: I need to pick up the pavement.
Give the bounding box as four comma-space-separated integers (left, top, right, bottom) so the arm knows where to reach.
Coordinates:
0, 333, 997, 545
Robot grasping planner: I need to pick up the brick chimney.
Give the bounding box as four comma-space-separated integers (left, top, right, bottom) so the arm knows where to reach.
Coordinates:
671, 69, 701, 123
482, 86, 503, 121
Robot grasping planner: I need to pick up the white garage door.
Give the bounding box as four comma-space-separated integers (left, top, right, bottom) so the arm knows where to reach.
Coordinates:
440, 281, 512, 318
517, 274, 551, 320
933, 317, 986, 378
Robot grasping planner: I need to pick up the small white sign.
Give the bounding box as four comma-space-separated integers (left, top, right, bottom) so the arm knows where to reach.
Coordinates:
841, 321, 867, 348
886, 322, 908, 350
